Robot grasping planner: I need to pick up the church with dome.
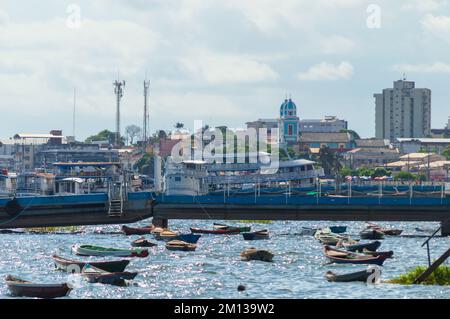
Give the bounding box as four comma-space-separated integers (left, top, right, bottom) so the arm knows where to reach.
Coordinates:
279, 98, 300, 144
246, 97, 301, 147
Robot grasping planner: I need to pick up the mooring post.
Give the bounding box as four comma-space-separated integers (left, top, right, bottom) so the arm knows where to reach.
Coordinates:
441, 220, 450, 237
153, 218, 168, 228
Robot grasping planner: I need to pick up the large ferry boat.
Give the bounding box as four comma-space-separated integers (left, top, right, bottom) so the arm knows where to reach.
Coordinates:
0, 162, 153, 229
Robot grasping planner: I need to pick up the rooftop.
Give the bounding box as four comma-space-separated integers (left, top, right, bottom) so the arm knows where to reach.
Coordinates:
300, 132, 352, 143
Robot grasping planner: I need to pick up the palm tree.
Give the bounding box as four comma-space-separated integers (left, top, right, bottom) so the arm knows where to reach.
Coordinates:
318, 146, 342, 176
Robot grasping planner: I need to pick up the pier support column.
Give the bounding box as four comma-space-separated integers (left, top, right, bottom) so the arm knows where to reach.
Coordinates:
152, 218, 168, 228
441, 220, 450, 237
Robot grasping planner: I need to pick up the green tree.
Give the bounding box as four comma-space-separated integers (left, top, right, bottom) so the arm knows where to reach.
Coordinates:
340, 167, 355, 177
394, 171, 416, 181
85, 129, 117, 144
318, 146, 342, 176
443, 146, 450, 159
175, 122, 184, 129
357, 167, 374, 177
133, 153, 153, 175
372, 167, 391, 178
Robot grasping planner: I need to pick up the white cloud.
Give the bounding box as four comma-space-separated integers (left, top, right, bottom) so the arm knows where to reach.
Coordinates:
297, 61, 354, 81
402, 0, 447, 12
421, 14, 450, 42
319, 35, 356, 54
0, 10, 9, 25
179, 50, 279, 84
393, 62, 450, 74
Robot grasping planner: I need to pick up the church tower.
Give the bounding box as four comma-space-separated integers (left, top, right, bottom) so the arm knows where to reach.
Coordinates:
279, 98, 300, 145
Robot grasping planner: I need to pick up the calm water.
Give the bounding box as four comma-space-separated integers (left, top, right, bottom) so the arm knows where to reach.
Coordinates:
0, 220, 449, 299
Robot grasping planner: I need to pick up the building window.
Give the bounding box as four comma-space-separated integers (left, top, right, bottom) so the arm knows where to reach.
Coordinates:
288, 125, 293, 136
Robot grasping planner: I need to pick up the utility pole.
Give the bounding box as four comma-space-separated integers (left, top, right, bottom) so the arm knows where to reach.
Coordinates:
113, 79, 126, 147
73, 87, 76, 140
143, 78, 150, 148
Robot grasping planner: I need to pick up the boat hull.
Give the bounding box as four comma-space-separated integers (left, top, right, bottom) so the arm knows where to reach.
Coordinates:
52, 255, 130, 273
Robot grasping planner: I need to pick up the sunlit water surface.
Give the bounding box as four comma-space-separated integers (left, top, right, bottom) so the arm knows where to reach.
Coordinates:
0, 220, 449, 299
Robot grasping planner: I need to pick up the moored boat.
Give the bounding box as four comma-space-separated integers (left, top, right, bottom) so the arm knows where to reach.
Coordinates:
72, 245, 149, 258
329, 226, 347, 234
5, 275, 72, 299
177, 233, 201, 244
82, 265, 138, 287
366, 223, 402, 236
360, 229, 385, 240
362, 249, 394, 259
242, 230, 269, 240
299, 227, 317, 236
240, 248, 274, 262
165, 240, 197, 251
52, 254, 130, 273
190, 227, 241, 235
323, 245, 387, 266
157, 230, 180, 241
341, 241, 381, 253
122, 225, 155, 236
131, 237, 157, 248
325, 269, 378, 283
213, 223, 251, 232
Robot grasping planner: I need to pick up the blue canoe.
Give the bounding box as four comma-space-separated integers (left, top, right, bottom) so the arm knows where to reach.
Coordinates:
242, 230, 269, 240
177, 234, 201, 244
329, 226, 347, 234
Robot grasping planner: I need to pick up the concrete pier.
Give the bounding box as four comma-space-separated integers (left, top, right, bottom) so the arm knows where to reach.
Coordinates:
152, 202, 450, 236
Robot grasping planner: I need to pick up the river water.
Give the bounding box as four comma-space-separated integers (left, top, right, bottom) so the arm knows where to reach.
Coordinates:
0, 220, 449, 299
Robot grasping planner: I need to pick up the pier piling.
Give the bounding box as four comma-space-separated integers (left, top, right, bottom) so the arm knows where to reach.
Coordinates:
152, 218, 168, 229
441, 220, 450, 237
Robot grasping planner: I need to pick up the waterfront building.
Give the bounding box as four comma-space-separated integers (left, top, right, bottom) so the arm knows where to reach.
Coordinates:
343, 138, 399, 169
395, 138, 450, 155
299, 132, 356, 153
299, 116, 348, 133
374, 79, 431, 141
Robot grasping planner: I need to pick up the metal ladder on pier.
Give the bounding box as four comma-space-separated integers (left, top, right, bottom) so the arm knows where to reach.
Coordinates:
108, 183, 125, 217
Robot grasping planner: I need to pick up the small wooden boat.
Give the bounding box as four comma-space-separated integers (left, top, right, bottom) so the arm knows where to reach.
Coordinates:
190, 227, 241, 235
242, 230, 269, 240
360, 229, 385, 240
73, 245, 149, 258
131, 237, 157, 248
213, 223, 251, 232
325, 269, 376, 283
157, 230, 180, 241
341, 241, 381, 253
5, 275, 72, 299
362, 249, 394, 259
82, 265, 138, 287
365, 223, 402, 236
52, 254, 130, 273
324, 246, 387, 266
299, 227, 317, 236
122, 225, 154, 236
329, 226, 347, 234
165, 240, 197, 251
240, 248, 274, 262
177, 233, 201, 244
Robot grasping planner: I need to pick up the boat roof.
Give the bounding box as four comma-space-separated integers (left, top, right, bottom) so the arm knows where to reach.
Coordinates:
52, 162, 122, 167
278, 159, 315, 168
59, 177, 84, 183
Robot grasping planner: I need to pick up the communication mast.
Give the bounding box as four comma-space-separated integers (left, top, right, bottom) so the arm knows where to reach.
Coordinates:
113, 79, 125, 146
143, 78, 150, 147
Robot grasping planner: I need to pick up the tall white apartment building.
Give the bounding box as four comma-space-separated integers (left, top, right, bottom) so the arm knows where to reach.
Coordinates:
374, 80, 431, 141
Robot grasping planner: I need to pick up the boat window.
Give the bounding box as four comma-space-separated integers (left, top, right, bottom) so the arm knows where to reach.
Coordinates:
175, 177, 181, 182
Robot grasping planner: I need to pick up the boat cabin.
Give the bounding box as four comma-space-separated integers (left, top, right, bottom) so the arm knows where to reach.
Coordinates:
164, 160, 209, 195
55, 177, 84, 195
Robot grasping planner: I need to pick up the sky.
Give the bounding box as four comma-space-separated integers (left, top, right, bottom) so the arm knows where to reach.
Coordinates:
0, 0, 450, 141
